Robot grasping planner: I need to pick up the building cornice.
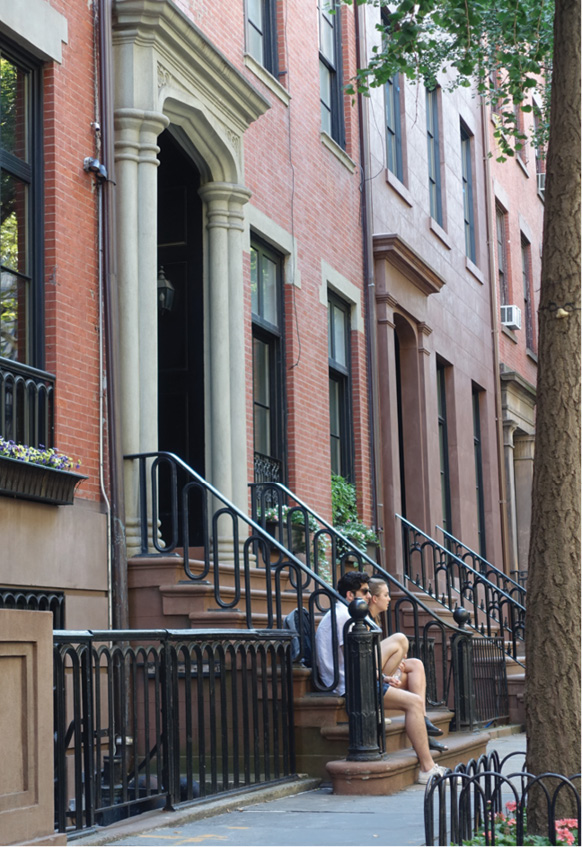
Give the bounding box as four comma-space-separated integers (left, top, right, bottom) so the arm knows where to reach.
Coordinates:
373, 233, 446, 296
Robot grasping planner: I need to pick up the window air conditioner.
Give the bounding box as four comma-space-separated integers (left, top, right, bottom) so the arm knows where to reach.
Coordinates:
537, 171, 546, 197
500, 304, 522, 331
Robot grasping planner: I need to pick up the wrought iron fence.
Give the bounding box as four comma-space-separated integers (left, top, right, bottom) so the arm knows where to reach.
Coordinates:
0, 359, 55, 448
53, 628, 296, 836
424, 749, 581, 845
401, 516, 525, 666
449, 625, 509, 730
0, 587, 65, 628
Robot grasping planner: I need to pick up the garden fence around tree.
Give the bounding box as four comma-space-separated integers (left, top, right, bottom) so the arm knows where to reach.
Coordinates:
424, 750, 581, 846
53, 628, 296, 836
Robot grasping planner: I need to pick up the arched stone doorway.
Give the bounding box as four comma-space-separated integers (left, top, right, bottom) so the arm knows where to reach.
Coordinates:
112, 0, 269, 554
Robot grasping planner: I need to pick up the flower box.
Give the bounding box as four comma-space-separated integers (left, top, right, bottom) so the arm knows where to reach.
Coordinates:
0, 455, 87, 505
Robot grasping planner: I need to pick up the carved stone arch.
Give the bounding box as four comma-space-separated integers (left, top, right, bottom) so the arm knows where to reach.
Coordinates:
162, 94, 239, 186
112, 0, 270, 553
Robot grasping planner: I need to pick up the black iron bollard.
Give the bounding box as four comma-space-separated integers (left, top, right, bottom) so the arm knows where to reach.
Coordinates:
450, 607, 476, 730
345, 598, 383, 761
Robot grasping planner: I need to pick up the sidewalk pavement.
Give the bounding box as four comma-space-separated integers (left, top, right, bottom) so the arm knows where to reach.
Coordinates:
74, 728, 526, 847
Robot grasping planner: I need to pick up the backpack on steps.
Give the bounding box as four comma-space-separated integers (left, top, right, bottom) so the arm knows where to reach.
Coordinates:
283, 607, 312, 667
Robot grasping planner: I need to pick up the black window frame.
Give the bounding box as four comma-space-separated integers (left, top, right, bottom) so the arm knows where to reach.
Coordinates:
461, 124, 476, 263
0, 38, 44, 370
495, 204, 509, 306
521, 235, 535, 352
251, 237, 286, 484
245, 0, 279, 77
385, 73, 403, 181
472, 385, 487, 559
426, 87, 443, 225
328, 291, 353, 481
436, 359, 452, 535
318, 0, 345, 148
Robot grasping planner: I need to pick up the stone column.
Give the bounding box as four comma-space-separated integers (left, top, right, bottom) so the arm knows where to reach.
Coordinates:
114, 108, 169, 556
513, 433, 534, 574
227, 186, 252, 514
199, 183, 234, 503
417, 322, 433, 534
375, 291, 404, 580
198, 182, 252, 560
503, 421, 519, 572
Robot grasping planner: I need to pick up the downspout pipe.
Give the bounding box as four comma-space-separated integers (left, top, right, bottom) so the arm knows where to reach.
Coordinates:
354, 5, 384, 564
99, 0, 128, 628
480, 95, 511, 574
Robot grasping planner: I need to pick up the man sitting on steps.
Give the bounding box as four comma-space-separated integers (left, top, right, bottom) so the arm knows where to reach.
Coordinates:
314, 570, 447, 784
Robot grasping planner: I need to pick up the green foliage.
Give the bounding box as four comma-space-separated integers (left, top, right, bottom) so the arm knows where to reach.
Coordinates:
331, 473, 358, 525
343, 0, 553, 159
331, 474, 379, 552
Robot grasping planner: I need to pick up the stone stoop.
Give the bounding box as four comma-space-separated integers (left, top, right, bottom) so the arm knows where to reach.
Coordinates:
127, 552, 299, 630
291, 664, 490, 795
326, 727, 490, 795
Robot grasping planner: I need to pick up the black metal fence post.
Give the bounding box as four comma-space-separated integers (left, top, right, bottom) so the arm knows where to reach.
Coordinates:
345, 598, 384, 761
450, 607, 475, 730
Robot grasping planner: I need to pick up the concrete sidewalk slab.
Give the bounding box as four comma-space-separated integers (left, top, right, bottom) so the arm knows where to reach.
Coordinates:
72, 729, 526, 847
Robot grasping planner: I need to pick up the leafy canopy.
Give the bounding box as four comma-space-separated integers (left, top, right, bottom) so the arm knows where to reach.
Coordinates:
343, 0, 554, 158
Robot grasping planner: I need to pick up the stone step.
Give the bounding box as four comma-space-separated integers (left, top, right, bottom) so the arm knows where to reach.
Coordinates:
326, 728, 490, 795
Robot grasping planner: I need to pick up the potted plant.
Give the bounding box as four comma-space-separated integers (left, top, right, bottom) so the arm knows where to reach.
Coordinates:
259, 503, 332, 582
0, 437, 86, 505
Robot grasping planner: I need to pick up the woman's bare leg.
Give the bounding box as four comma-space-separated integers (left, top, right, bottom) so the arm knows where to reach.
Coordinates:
383, 686, 435, 772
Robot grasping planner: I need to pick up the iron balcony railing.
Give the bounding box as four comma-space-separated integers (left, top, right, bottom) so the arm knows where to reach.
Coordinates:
53, 628, 296, 836
0, 358, 55, 448
399, 515, 525, 666
437, 525, 527, 607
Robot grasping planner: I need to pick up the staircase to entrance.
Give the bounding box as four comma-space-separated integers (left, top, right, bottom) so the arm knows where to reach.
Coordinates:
125, 454, 523, 789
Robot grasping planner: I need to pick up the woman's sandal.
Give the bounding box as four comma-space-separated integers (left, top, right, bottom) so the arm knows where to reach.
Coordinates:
429, 738, 449, 752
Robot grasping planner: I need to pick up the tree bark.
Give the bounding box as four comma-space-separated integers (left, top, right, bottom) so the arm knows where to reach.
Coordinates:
524, 0, 581, 829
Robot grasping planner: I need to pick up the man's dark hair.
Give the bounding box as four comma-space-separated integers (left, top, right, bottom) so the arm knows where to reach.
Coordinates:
337, 570, 370, 598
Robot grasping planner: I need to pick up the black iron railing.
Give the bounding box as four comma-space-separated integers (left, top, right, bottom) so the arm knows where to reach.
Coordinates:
250, 481, 506, 716
0, 358, 55, 448
0, 587, 65, 628
437, 525, 527, 607
424, 749, 581, 846
400, 516, 525, 666
53, 628, 296, 836
124, 455, 508, 733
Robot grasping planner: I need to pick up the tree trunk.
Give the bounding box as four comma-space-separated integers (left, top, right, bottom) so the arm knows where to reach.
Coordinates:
524, 0, 581, 830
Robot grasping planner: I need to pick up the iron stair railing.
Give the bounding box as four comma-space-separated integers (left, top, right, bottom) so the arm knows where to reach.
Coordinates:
249, 481, 507, 714
436, 525, 527, 607
124, 454, 507, 723
399, 515, 525, 666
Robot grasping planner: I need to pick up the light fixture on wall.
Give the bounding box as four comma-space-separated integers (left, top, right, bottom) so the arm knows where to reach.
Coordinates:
157, 267, 175, 315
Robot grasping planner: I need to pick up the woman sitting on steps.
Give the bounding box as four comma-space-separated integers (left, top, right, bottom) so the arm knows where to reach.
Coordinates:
367, 577, 449, 756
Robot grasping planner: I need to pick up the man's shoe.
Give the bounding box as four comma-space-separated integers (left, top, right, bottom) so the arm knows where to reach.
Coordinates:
425, 716, 444, 736
417, 764, 447, 785
429, 738, 449, 752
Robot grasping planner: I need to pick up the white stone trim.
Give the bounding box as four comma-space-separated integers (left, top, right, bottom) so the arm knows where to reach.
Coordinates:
320, 131, 357, 173
243, 54, 291, 107
319, 260, 364, 333
0, 0, 68, 63
246, 205, 301, 289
